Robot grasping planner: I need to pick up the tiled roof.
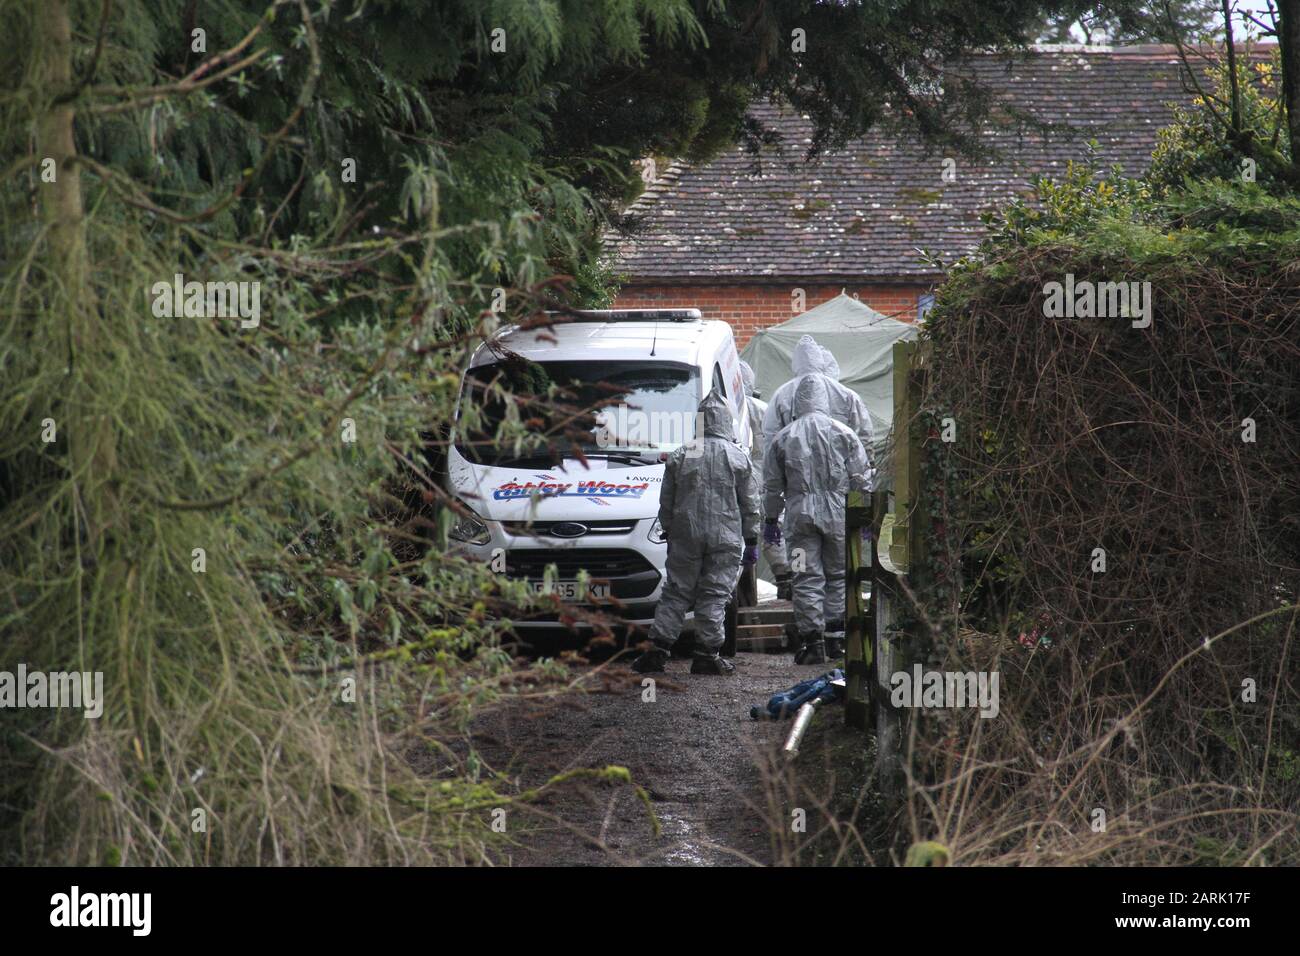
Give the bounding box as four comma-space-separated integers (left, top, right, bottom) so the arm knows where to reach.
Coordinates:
609, 45, 1230, 282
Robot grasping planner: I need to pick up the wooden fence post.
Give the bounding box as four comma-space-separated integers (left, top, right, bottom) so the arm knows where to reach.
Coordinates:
865, 340, 929, 797
844, 339, 929, 797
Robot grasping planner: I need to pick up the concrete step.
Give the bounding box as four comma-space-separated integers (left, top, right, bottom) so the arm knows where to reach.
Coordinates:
735, 634, 788, 653
735, 621, 792, 655
738, 609, 794, 625
738, 623, 787, 638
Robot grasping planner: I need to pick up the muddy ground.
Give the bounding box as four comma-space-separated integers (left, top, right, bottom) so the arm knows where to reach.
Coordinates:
467, 649, 872, 866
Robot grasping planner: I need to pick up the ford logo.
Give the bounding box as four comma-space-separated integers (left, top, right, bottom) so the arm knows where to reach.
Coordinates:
550, 522, 588, 538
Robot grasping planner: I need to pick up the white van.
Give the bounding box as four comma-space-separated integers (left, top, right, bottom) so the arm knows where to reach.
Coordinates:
446, 309, 751, 634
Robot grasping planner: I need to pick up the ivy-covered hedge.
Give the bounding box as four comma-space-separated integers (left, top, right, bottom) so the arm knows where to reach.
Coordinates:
907, 172, 1300, 863
926, 173, 1299, 636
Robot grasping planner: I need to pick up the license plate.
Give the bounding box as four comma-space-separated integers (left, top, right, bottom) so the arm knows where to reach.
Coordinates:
529, 580, 611, 601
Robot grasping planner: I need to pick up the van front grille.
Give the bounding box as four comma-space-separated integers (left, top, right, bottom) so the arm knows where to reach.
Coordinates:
501, 519, 637, 537
506, 548, 654, 580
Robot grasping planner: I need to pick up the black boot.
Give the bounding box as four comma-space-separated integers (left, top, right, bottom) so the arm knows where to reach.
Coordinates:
631, 647, 669, 673
794, 633, 827, 665
775, 572, 793, 601
783, 622, 801, 652
690, 652, 735, 675
824, 620, 845, 658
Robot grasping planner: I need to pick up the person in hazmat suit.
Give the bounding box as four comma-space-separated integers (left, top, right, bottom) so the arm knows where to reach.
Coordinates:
760, 334, 874, 631
761, 335, 874, 453
632, 388, 760, 676
763, 375, 871, 664
738, 360, 787, 599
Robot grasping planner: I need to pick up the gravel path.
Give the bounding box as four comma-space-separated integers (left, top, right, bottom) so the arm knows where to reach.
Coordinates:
470, 650, 829, 866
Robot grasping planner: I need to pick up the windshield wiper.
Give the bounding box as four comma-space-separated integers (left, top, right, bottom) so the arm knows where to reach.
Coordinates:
579, 451, 662, 465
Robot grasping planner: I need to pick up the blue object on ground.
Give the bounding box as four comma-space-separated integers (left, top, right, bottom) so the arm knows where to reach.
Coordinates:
751, 668, 845, 720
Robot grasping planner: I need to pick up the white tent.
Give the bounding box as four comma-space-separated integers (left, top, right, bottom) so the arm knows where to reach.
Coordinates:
739, 293, 919, 468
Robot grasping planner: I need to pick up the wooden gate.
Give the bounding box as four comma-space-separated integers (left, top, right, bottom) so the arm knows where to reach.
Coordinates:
843, 339, 930, 796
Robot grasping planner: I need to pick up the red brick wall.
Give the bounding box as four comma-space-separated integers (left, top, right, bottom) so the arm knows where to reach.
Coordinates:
613, 282, 932, 349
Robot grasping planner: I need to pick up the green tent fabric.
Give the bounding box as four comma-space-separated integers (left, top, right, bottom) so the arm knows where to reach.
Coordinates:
739, 293, 919, 467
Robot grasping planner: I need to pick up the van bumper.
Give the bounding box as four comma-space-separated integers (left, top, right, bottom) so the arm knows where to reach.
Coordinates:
451, 516, 669, 630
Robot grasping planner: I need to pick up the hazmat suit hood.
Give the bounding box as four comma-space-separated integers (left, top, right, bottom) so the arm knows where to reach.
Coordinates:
792, 374, 832, 420
763, 337, 873, 455
699, 388, 734, 441
790, 335, 831, 377
820, 347, 841, 380
739, 360, 757, 399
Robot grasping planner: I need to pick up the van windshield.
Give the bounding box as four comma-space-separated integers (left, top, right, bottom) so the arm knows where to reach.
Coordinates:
457, 357, 700, 467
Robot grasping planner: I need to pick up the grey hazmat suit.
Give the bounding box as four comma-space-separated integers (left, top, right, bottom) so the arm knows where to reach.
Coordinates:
739, 361, 787, 580
647, 389, 760, 654
763, 376, 871, 636
760, 336, 874, 601
761, 334, 875, 457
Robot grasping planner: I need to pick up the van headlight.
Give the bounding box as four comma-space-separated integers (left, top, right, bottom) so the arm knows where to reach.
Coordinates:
648, 518, 668, 544
449, 509, 492, 546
